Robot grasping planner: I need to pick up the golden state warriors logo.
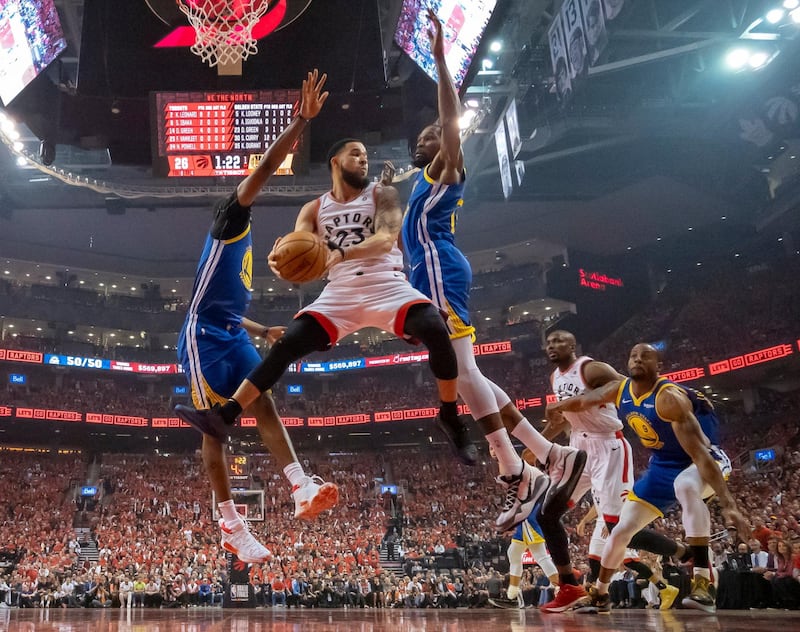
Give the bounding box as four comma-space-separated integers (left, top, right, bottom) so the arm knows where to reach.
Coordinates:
626, 412, 664, 450
240, 246, 253, 291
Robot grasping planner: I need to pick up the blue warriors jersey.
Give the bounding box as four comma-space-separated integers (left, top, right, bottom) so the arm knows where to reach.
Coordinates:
186, 193, 253, 326
617, 377, 728, 515
178, 193, 260, 409
615, 377, 693, 468
511, 511, 546, 546
401, 166, 474, 339
680, 386, 720, 446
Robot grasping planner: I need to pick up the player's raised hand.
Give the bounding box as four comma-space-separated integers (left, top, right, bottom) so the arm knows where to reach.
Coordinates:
426, 8, 445, 60
299, 69, 329, 121
268, 236, 285, 278
380, 161, 396, 186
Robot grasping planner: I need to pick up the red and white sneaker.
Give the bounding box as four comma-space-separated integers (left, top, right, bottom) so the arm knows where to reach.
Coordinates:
292, 475, 339, 520
540, 583, 588, 613
218, 518, 271, 563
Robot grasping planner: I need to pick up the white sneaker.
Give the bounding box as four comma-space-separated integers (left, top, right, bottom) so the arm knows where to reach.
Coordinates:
218, 518, 271, 563
495, 462, 549, 531
292, 475, 339, 520
541, 444, 587, 514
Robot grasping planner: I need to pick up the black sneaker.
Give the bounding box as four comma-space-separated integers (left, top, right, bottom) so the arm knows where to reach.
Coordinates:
174, 403, 229, 443
574, 587, 611, 614
541, 445, 587, 515
435, 412, 478, 466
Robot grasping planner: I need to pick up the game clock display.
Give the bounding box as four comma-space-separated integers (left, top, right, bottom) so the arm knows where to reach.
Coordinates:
151, 89, 304, 177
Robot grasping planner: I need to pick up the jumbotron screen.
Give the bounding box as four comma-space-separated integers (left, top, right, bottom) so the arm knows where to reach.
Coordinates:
150, 89, 304, 178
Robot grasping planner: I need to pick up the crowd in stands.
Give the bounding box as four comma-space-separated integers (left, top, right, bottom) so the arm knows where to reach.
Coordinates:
2, 257, 800, 610
2, 398, 799, 611
593, 259, 800, 374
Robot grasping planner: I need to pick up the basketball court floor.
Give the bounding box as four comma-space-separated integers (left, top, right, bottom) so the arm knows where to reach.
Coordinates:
2, 607, 799, 632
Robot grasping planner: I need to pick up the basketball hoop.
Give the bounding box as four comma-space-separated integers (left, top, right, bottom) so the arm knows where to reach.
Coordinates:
177, 0, 270, 68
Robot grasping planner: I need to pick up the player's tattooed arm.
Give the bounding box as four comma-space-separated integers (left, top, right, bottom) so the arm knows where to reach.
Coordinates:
330, 184, 401, 266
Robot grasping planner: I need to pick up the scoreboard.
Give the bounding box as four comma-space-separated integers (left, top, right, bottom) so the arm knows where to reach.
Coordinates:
151, 90, 303, 178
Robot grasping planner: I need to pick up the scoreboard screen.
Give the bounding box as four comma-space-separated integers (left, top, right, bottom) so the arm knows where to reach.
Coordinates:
151, 90, 304, 178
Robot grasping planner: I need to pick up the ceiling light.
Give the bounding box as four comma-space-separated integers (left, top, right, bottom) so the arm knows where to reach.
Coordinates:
484, 316, 491, 321
784, 0, 799, 10
748, 51, 770, 68
766, 8, 785, 23
45, 275, 51, 280
458, 109, 477, 129
725, 48, 749, 70
12, 141, 23, 151
7, 324, 13, 328
791, 8, 800, 22
88, 333, 94, 337
481, 59, 494, 70
545, 306, 552, 311
36, 327, 42, 331
2, 270, 8, 275
489, 40, 502, 53
16, 156, 27, 167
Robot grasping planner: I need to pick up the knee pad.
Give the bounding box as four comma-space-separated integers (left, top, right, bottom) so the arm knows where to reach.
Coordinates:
403, 304, 457, 380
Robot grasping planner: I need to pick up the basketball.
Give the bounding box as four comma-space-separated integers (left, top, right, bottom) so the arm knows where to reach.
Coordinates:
271, 231, 328, 283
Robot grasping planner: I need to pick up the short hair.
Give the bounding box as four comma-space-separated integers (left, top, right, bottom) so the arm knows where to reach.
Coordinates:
326, 138, 362, 170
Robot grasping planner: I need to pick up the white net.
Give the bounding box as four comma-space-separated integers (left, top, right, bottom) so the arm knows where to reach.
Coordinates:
177, 0, 270, 68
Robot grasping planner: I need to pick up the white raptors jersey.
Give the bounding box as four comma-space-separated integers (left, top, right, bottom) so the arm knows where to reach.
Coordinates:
315, 182, 404, 283
551, 356, 622, 433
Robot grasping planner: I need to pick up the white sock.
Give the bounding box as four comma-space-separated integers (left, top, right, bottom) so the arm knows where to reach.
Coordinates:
283, 461, 306, 488
510, 418, 553, 465
486, 428, 522, 476
217, 499, 242, 528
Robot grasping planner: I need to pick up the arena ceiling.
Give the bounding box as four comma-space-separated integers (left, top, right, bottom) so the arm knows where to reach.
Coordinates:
0, 0, 799, 275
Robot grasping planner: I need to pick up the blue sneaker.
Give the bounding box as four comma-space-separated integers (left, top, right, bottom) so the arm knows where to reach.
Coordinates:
174, 403, 229, 443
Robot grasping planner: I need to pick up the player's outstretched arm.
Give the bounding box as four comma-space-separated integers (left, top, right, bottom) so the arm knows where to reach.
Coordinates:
659, 387, 751, 539
427, 9, 463, 183
238, 70, 329, 206
240, 317, 286, 346
547, 378, 622, 417
583, 360, 626, 389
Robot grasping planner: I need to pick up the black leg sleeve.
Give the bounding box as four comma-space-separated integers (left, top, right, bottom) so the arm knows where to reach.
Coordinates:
536, 504, 571, 568
402, 303, 457, 381
246, 314, 331, 392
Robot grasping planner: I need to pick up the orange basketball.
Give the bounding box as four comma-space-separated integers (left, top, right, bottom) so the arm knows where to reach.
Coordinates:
271, 231, 328, 283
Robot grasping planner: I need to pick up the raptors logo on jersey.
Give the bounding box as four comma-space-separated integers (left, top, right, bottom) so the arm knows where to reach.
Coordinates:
551, 357, 622, 433
314, 182, 404, 283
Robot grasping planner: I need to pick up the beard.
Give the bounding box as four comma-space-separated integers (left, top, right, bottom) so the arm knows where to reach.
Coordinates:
341, 167, 369, 190
411, 153, 429, 169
